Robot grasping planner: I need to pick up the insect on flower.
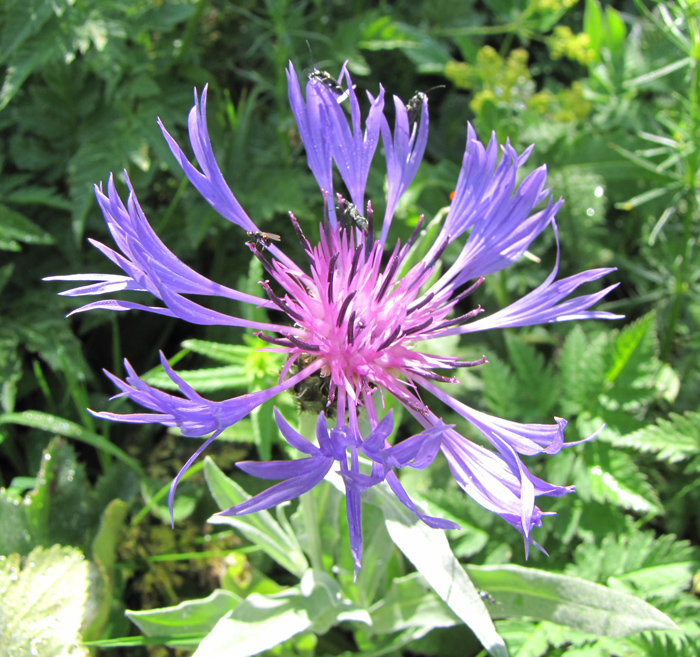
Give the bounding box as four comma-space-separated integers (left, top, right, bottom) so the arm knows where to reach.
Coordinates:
405, 91, 428, 124
309, 67, 351, 103
47, 61, 620, 576
340, 197, 369, 232
246, 230, 281, 249
405, 86, 444, 124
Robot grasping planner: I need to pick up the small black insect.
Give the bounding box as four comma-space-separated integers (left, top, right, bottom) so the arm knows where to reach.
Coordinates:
406, 86, 444, 124
341, 199, 368, 231
309, 68, 352, 103
246, 231, 281, 248
309, 68, 344, 95
405, 91, 428, 124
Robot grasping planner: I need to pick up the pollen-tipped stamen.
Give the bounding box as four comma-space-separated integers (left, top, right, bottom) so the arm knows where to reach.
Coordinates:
376, 254, 400, 302
287, 336, 322, 352
429, 306, 483, 332
260, 281, 306, 322
454, 357, 489, 368
407, 292, 435, 315
402, 318, 433, 336
377, 326, 402, 351
336, 291, 357, 327
254, 331, 295, 348
327, 253, 339, 303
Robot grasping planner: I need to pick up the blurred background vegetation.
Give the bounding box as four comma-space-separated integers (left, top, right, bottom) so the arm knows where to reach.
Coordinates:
1, 0, 700, 655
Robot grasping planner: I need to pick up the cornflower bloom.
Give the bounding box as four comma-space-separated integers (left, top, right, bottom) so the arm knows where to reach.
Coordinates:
48, 63, 619, 574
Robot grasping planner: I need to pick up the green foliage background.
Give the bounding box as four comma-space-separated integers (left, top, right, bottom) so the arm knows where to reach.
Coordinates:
1, 0, 699, 655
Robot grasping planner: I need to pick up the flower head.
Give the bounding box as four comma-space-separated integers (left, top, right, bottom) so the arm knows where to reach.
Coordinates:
48, 63, 620, 574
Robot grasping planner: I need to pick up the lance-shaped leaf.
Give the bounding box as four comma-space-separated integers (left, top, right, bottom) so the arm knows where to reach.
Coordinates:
466, 564, 679, 636
373, 482, 509, 657
204, 457, 308, 578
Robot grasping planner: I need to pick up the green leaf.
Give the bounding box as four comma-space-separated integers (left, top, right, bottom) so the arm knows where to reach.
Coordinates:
203, 458, 308, 578
127, 590, 240, 649
603, 411, 700, 465
583, 0, 604, 59
558, 326, 608, 416
83, 634, 204, 648
0, 411, 144, 475
291, 476, 344, 576
42, 439, 96, 549
0, 21, 63, 111
369, 573, 459, 635
0, 203, 54, 250
358, 18, 451, 72
84, 499, 129, 642
481, 353, 520, 420
1, 185, 72, 210
0, 332, 22, 413
0, 545, 89, 656
623, 57, 693, 89
354, 503, 395, 605
14, 317, 88, 383
0, 437, 95, 555
0, 0, 56, 63
604, 6, 627, 63
374, 483, 508, 657
0, 487, 41, 556
181, 339, 252, 364
570, 532, 700, 601
586, 442, 662, 515
141, 476, 199, 524
0, 263, 14, 296
482, 335, 559, 421
192, 573, 341, 657
466, 564, 678, 636
251, 398, 275, 461
143, 365, 249, 393
604, 312, 658, 406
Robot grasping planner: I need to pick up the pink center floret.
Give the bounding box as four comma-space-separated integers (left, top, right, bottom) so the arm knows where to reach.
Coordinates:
253, 210, 483, 418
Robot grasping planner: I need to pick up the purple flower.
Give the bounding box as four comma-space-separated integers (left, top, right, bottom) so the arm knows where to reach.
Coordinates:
48, 63, 620, 574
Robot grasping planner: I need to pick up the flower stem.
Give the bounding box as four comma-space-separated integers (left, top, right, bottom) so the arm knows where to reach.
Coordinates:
300, 489, 325, 572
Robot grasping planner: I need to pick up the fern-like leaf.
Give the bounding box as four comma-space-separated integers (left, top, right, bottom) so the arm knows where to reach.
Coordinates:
604, 412, 700, 465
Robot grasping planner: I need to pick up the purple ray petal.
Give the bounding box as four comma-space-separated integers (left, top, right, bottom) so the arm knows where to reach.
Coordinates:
379, 93, 429, 243
92, 354, 322, 437
159, 86, 256, 232
326, 67, 384, 210
236, 457, 324, 479
418, 377, 571, 457
273, 407, 323, 456
216, 462, 332, 517
450, 223, 623, 334
286, 63, 335, 211
385, 471, 460, 530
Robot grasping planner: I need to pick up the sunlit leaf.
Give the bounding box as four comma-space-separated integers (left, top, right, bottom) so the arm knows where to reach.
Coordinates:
0, 545, 89, 657
204, 457, 308, 578
467, 564, 678, 636
127, 590, 240, 649
192, 573, 342, 657
603, 411, 700, 465
375, 483, 508, 657
0, 411, 143, 475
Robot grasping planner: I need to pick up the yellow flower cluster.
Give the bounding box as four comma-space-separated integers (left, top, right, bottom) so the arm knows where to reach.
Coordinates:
444, 46, 592, 123
549, 25, 595, 65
